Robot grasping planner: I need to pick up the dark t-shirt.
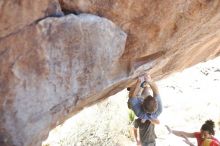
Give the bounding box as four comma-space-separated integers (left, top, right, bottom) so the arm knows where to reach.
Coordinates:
134, 118, 156, 143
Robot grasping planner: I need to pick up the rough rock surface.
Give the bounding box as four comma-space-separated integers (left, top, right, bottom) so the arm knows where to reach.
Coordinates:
0, 0, 220, 146
0, 13, 127, 146
0, 0, 63, 39
60, 0, 220, 78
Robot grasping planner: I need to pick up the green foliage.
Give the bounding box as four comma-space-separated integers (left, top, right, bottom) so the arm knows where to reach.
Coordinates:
128, 109, 136, 123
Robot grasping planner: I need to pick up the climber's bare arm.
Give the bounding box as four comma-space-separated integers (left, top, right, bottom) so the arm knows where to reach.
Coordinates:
150, 119, 160, 125
144, 74, 159, 97
129, 79, 142, 98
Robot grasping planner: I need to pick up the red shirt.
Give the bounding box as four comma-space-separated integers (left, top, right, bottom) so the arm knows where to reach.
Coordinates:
194, 132, 220, 146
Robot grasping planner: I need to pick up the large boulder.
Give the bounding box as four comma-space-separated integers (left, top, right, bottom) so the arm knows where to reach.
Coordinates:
0, 13, 127, 146
0, 0, 220, 146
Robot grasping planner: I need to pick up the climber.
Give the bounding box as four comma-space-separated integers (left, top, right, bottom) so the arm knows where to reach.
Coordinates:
127, 73, 163, 124
165, 120, 220, 146
128, 73, 162, 146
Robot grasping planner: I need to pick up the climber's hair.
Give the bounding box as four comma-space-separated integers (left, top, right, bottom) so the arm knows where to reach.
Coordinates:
142, 95, 157, 113
201, 120, 215, 135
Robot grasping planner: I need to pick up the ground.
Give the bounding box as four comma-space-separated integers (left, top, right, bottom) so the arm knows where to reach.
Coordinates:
43, 56, 220, 146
